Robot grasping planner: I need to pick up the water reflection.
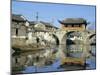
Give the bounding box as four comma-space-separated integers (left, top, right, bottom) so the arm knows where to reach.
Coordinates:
12, 44, 96, 74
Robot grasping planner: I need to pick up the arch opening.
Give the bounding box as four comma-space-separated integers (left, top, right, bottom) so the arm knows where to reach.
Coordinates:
61, 31, 84, 45
88, 34, 96, 45
52, 34, 59, 45
61, 31, 83, 57
89, 34, 96, 39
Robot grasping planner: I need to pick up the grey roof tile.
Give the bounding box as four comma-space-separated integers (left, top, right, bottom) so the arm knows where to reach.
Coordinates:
12, 14, 26, 22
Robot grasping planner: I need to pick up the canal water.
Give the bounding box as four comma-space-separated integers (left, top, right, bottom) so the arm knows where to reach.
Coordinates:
12, 45, 96, 74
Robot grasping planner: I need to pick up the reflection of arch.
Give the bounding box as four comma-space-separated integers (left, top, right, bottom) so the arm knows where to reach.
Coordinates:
52, 34, 59, 45
66, 39, 75, 45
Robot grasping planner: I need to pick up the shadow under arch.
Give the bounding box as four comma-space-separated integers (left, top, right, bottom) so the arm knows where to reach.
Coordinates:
52, 34, 59, 45
61, 31, 76, 45
88, 34, 96, 45
89, 34, 96, 39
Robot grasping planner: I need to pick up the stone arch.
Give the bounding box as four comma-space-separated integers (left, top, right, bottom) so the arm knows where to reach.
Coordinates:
61, 31, 73, 45
88, 34, 96, 45
66, 31, 76, 37
61, 31, 78, 45
60, 31, 83, 57
89, 34, 96, 39
52, 34, 59, 45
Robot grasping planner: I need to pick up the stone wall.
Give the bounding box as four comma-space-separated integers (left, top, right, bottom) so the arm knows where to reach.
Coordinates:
11, 38, 27, 47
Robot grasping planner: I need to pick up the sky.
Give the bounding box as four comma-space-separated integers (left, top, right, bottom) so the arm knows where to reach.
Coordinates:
12, 0, 96, 30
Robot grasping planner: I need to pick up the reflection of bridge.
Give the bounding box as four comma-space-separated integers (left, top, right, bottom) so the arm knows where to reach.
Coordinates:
51, 29, 96, 61
12, 29, 96, 67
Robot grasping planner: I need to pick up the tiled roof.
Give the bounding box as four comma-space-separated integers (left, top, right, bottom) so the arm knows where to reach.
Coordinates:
29, 21, 58, 29
59, 18, 88, 25
29, 21, 37, 25
12, 14, 26, 22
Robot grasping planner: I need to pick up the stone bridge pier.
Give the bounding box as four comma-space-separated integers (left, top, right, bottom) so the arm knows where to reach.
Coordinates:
54, 30, 67, 45
53, 30, 95, 45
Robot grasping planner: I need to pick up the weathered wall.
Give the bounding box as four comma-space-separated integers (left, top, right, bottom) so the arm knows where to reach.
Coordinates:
11, 38, 27, 47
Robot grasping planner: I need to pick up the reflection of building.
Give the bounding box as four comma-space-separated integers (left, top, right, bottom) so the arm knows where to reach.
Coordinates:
59, 18, 88, 31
